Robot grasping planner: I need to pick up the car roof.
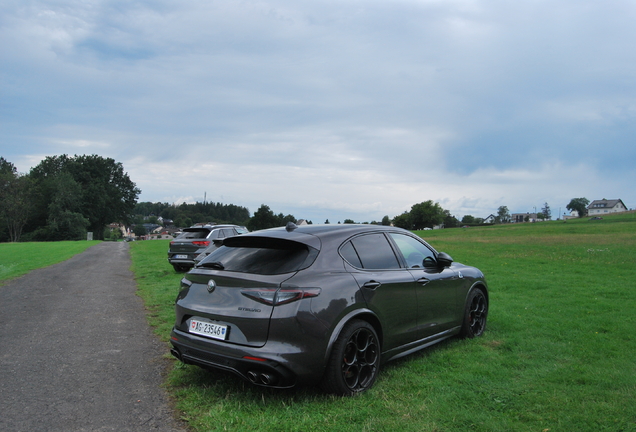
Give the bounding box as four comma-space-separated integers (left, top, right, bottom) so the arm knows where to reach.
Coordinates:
224, 224, 412, 250
183, 224, 241, 231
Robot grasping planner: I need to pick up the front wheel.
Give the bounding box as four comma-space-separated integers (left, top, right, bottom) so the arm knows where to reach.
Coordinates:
460, 288, 488, 338
321, 320, 380, 396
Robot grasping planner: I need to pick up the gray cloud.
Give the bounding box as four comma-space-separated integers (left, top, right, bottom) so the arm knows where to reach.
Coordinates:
2, 0, 635, 222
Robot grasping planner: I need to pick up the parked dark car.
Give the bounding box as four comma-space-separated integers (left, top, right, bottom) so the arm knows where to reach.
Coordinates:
192, 240, 224, 266
167, 224, 248, 272
170, 224, 488, 395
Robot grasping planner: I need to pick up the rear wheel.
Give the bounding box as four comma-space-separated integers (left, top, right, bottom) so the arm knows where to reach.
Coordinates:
321, 320, 380, 396
172, 264, 189, 272
460, 288, 488, 338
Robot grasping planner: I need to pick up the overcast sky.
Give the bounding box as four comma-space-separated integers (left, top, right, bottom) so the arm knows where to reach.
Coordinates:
2, 0, 635, 223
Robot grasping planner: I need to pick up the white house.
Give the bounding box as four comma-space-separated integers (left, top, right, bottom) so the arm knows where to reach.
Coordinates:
587, 199, 628, 216
483, 214, 496, 224
511, 213, 542, 223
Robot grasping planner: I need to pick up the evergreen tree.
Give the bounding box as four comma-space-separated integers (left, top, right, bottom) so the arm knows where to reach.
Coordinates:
541, 202, 552, 220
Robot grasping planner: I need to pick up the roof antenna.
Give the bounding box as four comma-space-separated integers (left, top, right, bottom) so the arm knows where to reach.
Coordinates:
286, 222, 298, 232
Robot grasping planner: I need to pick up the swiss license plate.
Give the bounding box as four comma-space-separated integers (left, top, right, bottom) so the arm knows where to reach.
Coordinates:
189, 319, 228, 340
175, 254, 188, 259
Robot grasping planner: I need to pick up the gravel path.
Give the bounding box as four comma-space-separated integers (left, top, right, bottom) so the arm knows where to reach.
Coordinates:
0, 242, 187, 432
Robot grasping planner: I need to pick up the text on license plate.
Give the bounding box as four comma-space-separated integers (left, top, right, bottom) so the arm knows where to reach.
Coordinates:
175, 254, 188, 259
189, 319, 228, 340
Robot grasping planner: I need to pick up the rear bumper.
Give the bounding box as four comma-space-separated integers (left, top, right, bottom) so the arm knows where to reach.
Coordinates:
170, 329, 298, 388
167, 256, 196, 270
167, 248, 206, 266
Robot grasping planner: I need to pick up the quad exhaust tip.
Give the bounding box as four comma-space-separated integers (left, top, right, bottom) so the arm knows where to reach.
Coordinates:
171, 348, 279, 387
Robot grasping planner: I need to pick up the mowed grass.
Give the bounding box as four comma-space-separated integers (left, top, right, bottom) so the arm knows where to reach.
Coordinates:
130, 214, 636, 432
0, 240, 100, 284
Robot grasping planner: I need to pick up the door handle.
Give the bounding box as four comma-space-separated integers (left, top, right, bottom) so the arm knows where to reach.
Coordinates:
417, 277, 430, 286
362, 281, 381, 290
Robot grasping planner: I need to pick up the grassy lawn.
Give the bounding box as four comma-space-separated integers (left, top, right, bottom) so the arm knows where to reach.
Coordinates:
131, 214, 636, 432
0, 240, 100, 284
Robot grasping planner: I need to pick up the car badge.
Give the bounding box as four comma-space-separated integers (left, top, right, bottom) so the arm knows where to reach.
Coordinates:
207, 280, 216, 293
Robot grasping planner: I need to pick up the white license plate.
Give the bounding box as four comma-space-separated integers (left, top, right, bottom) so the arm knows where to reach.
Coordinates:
175, 254, 188, 259
189, 319, 228, 340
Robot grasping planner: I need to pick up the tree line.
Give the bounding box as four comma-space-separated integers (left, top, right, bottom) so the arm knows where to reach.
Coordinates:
1, 154, 594, 242
132, 201, 250, 230
131, 200, 463, 232
125, 196, 595, 238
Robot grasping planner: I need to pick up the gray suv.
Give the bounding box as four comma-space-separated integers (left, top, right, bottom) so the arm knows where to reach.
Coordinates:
170, 223, 488, 395
168, 224, 248, 272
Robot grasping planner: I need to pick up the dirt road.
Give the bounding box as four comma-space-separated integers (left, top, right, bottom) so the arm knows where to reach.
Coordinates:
0, 242, 186, 431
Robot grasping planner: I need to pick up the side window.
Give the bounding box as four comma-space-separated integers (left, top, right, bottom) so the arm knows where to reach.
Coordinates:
340, 241, 362, 268
220, 229, 235, 238
349, 233, 400, 270
389, 233, 436, 268
208, 230, 220, 239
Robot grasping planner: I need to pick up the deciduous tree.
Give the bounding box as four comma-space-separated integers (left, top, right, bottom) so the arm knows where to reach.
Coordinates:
566, 198, 589, 218
496, 206, 511, 224
29, 154, 140, 240
410, 200, 444, 229
0, 159, 32, 242
392, 212, 412, 230
248, 204, 280, 231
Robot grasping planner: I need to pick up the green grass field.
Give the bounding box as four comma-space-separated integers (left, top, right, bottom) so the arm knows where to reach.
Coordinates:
0, 240, 100, 284
129, 214, 636, 431
15, 213, 634, 432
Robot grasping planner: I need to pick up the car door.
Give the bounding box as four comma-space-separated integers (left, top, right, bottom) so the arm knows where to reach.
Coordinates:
341, 233, 419, 351
387, 233, 460, 338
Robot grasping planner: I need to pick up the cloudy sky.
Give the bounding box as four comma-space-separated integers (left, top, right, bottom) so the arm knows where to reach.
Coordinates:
2, 0, 635, 223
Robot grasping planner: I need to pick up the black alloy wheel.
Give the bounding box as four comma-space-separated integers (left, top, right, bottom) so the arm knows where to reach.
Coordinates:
461, 288, 488, 338
322, 320, 380, 396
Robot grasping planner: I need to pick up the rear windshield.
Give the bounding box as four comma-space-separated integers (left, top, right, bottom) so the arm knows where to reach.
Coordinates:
176, 229, 209, 239
198, 237, 319, 275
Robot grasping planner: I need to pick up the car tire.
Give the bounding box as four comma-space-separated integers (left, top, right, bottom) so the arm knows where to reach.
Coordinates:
172, 264, 188, 272
321, 319, 380, 396
460, 287, 488, 338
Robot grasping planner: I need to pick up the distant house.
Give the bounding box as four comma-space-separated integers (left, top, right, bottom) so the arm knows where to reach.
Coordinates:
587, 199, 628, 216
563, 210, 579, 220
511, 213, 543, 223
483, 214, 496, 224
143, 223, 162, 234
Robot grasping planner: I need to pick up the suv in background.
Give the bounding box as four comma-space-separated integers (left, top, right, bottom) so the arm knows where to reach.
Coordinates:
168, 224, 248, 272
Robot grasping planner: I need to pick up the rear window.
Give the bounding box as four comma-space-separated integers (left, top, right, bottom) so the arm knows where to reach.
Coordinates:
176, 229, 209, 239
198, 237, 319, 275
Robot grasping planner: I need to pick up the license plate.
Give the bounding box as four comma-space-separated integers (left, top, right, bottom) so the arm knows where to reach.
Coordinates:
175, 254, 188, 259
189, 319, 228, 340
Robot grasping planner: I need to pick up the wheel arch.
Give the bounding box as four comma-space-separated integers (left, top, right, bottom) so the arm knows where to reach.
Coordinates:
466, 280, 488, 303
323, 308, 383, 365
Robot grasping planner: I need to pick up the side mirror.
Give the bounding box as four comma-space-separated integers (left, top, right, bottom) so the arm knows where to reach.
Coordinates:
437, 252, 454, 268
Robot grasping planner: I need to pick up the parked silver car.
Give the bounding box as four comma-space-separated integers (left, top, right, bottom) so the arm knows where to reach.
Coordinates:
167, 224, 248, 272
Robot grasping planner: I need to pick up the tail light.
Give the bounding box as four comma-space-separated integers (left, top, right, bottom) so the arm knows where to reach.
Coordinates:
241, 288, 321, 306
192, 241, 210, 247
